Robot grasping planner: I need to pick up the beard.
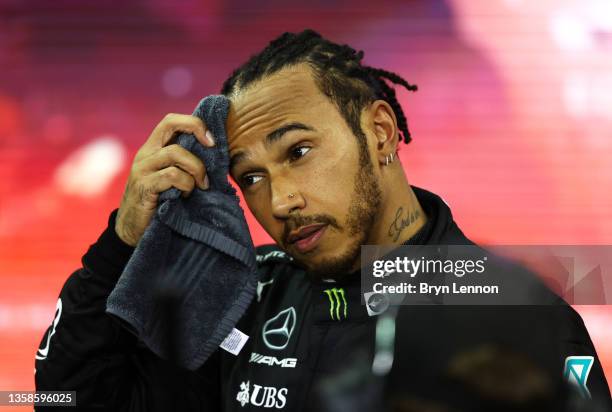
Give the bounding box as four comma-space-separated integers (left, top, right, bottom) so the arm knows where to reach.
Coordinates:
293, 145, 382, 281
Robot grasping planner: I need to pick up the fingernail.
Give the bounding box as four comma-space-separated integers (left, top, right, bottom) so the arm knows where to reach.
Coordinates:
205, 130, 215, 146
202, 175, 210, 190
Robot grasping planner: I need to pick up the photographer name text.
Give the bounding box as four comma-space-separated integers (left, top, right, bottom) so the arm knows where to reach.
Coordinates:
372, 282, 499, 295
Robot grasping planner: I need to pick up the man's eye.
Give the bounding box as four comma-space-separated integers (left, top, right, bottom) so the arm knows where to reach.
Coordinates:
289, 146, 311, 161
241, 175, 263, 187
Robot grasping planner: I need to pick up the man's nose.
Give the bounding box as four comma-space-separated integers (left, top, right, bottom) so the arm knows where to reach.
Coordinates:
270, 180, 305, 219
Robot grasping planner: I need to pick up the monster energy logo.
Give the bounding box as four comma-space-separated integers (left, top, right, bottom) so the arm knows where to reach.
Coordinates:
323, 288, 347, 320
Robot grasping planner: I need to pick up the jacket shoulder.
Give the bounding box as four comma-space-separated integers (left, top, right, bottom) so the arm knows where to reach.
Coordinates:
250, 244, 301, 306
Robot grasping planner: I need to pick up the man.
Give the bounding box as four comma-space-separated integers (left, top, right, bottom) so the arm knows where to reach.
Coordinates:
35, 30, 611, 411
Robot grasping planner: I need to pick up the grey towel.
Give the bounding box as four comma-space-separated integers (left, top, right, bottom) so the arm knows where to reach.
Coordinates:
106, 95, 258, 370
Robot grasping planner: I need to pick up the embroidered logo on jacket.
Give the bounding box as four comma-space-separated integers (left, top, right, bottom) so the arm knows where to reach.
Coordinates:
236, 381, 250, 407
323, 288, 347, 321
236, 380, 288, 409
36, 298, 63, 361
262, 307, 297, 351
249, 352, 297, 368
563, 356, 594, 398
256, 250, 292, 263
363, 291, 390, 316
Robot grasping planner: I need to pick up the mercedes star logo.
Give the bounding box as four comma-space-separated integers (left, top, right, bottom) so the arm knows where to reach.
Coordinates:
262, 307, 297, 350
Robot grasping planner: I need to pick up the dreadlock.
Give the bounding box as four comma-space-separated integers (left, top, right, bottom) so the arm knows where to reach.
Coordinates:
221, 29, 418, 147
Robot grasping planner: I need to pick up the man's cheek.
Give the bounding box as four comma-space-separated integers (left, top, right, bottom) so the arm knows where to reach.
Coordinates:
248, 206, 278, 240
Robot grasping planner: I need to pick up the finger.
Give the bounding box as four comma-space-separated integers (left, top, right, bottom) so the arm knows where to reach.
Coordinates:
140, 144, 208, 189
143, 166, 198, 197
143, 113, 214, 154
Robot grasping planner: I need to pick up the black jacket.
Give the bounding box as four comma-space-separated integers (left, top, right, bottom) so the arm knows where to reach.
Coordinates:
35, 187, 611, 411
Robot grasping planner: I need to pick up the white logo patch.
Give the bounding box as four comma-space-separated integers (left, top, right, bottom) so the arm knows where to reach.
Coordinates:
236, 380, 250, 407
236, 380, 288, 409
262, 307, 296, 351
256, 250, 291, 263
249, 352, 297, 368
36, 298, 62, 361
257, 278, 275, 303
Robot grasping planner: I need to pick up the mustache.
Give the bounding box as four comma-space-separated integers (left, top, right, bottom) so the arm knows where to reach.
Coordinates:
283, 213, 341, 244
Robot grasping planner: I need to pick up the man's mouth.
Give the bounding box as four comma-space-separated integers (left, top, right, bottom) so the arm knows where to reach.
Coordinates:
287, 224, 328, 254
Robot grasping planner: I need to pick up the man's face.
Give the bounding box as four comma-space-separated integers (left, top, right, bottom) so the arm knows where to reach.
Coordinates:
227, 65, 382, 278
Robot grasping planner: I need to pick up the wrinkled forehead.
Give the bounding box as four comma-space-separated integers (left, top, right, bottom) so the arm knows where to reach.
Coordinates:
225, 65, 328, 154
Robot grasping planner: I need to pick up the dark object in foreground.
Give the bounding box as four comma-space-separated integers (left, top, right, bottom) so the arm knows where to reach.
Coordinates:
106, 95, 258, 370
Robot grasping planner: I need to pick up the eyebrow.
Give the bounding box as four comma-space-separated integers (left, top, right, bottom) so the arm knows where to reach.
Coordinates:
230, 122, 315, 172
265, 122, 313, 146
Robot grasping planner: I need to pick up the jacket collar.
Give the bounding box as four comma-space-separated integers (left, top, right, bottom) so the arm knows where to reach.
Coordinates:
407, 186, 473, 246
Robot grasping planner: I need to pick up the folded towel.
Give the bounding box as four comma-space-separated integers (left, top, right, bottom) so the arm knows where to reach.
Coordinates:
106, 95, 258, 370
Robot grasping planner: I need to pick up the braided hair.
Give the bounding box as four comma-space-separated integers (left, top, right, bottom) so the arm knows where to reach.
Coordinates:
221, 29, 418, 147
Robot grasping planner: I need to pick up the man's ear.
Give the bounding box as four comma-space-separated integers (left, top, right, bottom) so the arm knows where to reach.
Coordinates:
367, 100, 399, 165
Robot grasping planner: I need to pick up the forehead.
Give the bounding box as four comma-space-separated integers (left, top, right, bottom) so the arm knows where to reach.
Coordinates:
225, 65, 333, 154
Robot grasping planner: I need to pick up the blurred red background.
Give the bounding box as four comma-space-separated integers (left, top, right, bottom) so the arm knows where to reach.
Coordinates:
1, 0, 611, 408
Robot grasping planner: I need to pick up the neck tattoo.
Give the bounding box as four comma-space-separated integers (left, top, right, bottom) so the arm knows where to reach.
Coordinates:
388, 206, 421, 242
